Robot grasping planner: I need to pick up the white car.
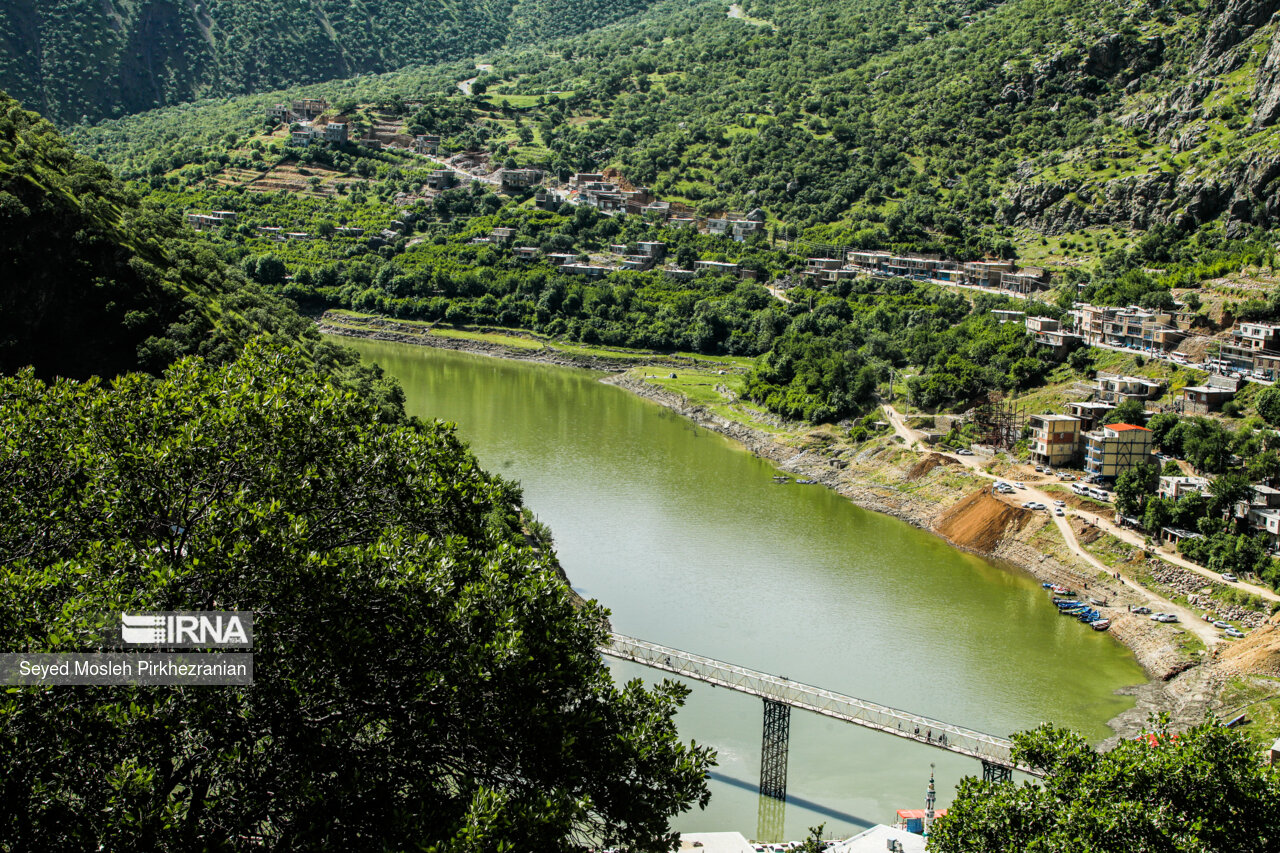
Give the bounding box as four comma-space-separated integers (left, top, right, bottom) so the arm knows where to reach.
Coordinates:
1054, 500, 1066, 506
1055, 508, 1065, 516
1014, 481, 1025, 489
1225, 627, 1245, 639
1221, 573, 1238, 583
1150, 613, 1178, 623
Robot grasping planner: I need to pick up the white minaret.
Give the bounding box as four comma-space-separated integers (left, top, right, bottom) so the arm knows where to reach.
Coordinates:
923, 764, 937, 839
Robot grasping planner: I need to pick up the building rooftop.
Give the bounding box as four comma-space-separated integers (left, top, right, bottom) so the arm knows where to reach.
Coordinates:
1107, 423, 1150, 432
833, 824, 926, 853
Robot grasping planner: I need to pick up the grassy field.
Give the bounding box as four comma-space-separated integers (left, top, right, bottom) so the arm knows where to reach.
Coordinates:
1217, 676, 1280, 752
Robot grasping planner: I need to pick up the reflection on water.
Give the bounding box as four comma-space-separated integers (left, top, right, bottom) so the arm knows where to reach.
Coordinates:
341, 337, 1147, 840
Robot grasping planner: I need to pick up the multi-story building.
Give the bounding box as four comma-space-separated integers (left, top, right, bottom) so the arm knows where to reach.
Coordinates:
1025, 316, 1081, 359
706, 219, 764, 241
846, 250, 892, 274
1001, 268, 1050, 294
1220, 322, 1280, 372
324, 123, 349, 144
490, 227, 517, 243
1097, 307, 1184, 352
1075, 304, 1116, 346
962, 260, 1015, 288
1236, 485, 1280, 550
1083, 423, 1152, 480
1028, 415, 1083, 467
1094, 373, 1162, 404
1068, 400, 1114, 431
291, 98, 328, 119
288, 127, 321, 146
500, 168, 543, 189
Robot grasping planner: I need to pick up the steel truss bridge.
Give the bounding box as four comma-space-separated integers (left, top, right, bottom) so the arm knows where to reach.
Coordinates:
601, 632, 1042, 804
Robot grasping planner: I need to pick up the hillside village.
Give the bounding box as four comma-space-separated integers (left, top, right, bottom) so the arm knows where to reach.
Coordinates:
167, 94, 1280, 600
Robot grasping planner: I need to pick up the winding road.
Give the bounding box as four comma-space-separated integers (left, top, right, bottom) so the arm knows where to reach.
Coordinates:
880, 403, 1248, 647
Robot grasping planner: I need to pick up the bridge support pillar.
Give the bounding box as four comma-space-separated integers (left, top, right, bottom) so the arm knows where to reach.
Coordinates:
981, 760, 1013, 784
760, 698, 791, 800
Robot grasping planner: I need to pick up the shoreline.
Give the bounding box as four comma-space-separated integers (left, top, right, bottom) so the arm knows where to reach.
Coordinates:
322, 317, 1221, 741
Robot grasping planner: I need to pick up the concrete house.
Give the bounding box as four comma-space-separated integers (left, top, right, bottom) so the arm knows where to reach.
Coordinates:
1221, 321, 1280, 372
324, 123, 349, 144
500, 168, 543, 189
1157, 476, 1209, 501
1180, 374, 1241, 415
1095, 373, 1162, 404
1028, 414, 1083, 467
1083, 423, 1152, 480
694, 260, 742, 276
427, 170, 457, 190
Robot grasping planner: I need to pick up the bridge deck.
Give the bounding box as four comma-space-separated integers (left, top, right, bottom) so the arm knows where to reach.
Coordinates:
602, 633, 1041, 776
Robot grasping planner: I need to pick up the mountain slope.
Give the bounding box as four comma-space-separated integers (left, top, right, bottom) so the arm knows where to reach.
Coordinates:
0, 89, 356, 383
0, 0, 668, 125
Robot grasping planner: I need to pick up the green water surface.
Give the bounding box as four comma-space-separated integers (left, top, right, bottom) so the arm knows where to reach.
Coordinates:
342, 337, 1147, 840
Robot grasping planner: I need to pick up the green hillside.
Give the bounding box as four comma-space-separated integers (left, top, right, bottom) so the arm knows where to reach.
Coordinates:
0, 89, 401, 401
0, 0, 668, 125
61, 0, 1280, 265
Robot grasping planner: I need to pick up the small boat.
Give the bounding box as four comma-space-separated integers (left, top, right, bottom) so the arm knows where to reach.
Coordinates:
772, 476, 789, 483
1041, 582, 1054, 590
1088, 597, 1107, 606
795, 479, 818, 485
1091, 619, 1111, 631
1050, 585, 1073, 595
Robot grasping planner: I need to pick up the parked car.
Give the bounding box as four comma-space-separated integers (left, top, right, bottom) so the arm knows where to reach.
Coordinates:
1212, 620, 1231, 629
1054, 500, 1066, 506
1055, 508, 1065, 516
956, 448, 974, 456
1221, 573, 1238, 583
1225, 627, 1245, 638
1014, 481, 1025, 489
1131, 605, 1151, 614
1150, 613, 1179, 623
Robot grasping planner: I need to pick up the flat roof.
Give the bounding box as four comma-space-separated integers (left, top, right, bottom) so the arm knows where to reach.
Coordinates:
1108, 423, 1150, 432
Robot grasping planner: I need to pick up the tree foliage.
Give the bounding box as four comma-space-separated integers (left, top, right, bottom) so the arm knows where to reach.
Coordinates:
0, 341, 713, 851
930, 719, 1280, 853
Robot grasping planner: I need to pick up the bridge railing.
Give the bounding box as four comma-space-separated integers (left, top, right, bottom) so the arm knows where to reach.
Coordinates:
602, 633, 1042, 777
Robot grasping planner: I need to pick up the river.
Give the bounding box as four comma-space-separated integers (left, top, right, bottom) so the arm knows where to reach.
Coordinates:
341, 337, 1146, 842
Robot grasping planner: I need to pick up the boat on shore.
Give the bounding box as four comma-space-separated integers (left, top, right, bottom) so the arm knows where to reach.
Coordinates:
1091, 619, 1111, 631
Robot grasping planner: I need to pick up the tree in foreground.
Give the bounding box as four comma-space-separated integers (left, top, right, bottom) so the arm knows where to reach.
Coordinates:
928, 719, 1279, 853
0, 340, 713, 851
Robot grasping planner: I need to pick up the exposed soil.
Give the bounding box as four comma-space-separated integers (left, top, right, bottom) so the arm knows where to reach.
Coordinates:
935, 487, 1029, 552
906, 452, 958, 481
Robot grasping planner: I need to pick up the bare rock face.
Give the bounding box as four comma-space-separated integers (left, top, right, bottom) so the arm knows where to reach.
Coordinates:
1255, 30, 1280, 127
1201, 0, 1280, 64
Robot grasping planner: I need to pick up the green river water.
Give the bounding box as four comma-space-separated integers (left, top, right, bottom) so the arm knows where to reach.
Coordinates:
341, 337, 1147, 841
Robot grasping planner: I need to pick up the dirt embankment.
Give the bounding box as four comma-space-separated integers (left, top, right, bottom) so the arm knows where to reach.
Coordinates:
935, 488, 1030, 552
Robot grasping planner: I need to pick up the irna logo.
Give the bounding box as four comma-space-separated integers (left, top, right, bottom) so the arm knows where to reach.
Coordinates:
120, 612, 253, 648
